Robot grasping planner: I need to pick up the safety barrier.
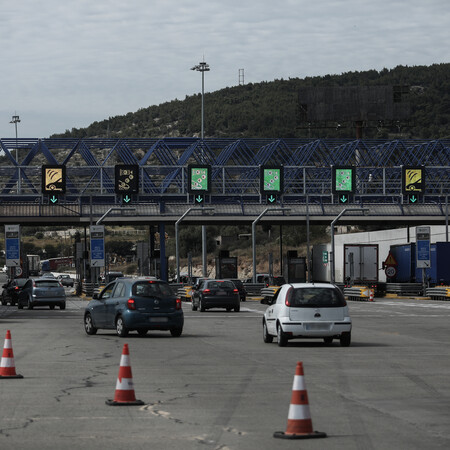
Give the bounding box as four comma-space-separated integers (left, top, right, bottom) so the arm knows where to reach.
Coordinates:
386, 283, 423, 296
426, 286, 450, 300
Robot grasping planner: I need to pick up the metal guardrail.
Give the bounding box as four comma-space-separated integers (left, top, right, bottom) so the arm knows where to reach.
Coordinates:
426, 286, 450, 300
386, 283, 423, 296
243, 283, 266, 296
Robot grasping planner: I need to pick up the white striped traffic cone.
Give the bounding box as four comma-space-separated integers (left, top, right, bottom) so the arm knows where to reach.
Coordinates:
106, 343, 144, 406
274, 362, 326, 439
0, 330, 23, 379
369, 289, 374, 302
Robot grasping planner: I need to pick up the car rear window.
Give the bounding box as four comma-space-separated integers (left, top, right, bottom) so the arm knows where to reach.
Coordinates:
132, 281, 173, 297
287, 287, 346, 307
207, 281, 235, 290
35, 280, 61, 288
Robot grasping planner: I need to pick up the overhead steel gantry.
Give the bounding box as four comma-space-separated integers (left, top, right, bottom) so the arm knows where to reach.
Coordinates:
0, 137, 448, 225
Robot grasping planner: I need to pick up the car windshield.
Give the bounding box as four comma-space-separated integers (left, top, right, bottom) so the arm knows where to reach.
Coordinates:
132, 282, 173, 297
288, 287, 346, 307
35, 280, 61, 288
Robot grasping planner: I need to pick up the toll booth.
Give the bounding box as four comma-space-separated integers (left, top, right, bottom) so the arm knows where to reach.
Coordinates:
215, 250, 238, 279
284, 250, 307, 283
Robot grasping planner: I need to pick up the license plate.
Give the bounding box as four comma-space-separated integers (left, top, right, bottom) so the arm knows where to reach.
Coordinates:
217, 291, 226, 295
305, 323, 329, 331
149, 317, 168, 323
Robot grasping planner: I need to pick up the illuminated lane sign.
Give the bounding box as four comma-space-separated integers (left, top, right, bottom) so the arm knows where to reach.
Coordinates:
332, 166, 355, 203
260, 166, 283, 204
115, 165, 139, 194
188, 165, 211, 193
260, 166, 283, 193
90, 225, 105, 268
402, 166, 425, 203
42, 165, 66, 194
5, 225, 20, 267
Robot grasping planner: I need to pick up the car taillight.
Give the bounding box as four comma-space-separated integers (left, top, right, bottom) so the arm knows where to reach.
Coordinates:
203, 289, 211, 294
127, 299, 136, 310
285, 286, 293, 306
233, 289, 238, 293
176, 298, 182, 310
14, 286, 19, 291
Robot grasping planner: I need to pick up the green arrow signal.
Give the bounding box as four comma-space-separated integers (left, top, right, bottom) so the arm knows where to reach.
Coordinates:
409, 195, 417, 203
195, 195, 204, 204
50, 195, 58, 204
340, 195, 348, 203
123, 195, 131, 203
268, 195, 276, 203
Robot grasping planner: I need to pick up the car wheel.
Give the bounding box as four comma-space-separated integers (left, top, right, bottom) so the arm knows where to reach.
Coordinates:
324, 337, 333, 344
170, 327, 183, 337
263, 321, 273, 343
84, 313, 98, 335
340, 332, 351, 347
241, 297, 246, 302
199, 299, 205, 312
191, 301, 198, 311
27, 299, 33, 310
18, 303, 23, 310
115, 316, 128, 337
49, 305, 55, 310
234, 304, 240, 312
226, 307, 232, 312
277, 324, 288, 347
137, 329, 148, 336
60, 303, 66, 310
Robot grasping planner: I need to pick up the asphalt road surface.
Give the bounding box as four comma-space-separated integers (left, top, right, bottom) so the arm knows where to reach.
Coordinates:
0, 286, 449, 449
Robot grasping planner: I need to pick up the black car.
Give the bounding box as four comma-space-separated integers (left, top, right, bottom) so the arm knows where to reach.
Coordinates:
2, 278, 27, 306
227, 279, 247, 302
191, 279, 240, 312
84, 277, 184, 337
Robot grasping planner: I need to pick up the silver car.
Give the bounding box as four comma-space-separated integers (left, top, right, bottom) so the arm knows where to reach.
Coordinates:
263, 283, 352, 347
18, 278, 66, 310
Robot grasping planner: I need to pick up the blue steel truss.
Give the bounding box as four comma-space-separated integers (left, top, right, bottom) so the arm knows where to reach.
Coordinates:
0, 138, 448, 199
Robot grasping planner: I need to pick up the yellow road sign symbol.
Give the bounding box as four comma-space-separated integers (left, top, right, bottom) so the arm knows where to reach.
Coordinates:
405, 168, 423, 192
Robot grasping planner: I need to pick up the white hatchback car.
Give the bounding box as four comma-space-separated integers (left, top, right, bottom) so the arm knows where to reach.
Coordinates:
262, 283, 352, 347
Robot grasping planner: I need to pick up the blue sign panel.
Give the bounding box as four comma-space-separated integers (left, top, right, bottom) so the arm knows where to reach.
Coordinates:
5, 225, 20, 266
90, 225, 105, 267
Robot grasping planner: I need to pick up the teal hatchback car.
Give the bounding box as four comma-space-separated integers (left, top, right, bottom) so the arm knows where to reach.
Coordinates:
84, 277, 184, 337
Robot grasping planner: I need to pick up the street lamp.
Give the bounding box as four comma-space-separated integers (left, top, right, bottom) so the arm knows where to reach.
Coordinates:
252, 207, 290, 283
191, 60, 210, 142
330, 207, 369, 283
191, 59, 210, 277
10, 114, 20, 192
175, 207, 215, 283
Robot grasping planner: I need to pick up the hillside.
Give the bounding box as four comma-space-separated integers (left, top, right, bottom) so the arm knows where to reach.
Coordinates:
53, 63, 450, 140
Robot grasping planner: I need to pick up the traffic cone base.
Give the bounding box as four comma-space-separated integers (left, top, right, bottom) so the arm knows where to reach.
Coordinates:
0, 330, 23, 379
106, 343, 144, 406
274, 362, 326, 440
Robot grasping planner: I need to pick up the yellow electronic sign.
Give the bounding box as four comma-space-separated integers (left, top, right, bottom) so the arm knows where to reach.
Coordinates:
42, 165, 66, 194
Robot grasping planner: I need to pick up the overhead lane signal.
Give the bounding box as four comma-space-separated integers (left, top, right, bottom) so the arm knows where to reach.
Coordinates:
332, 166, 355, 204
188, 164, 211, 204
115, 164, 139, 204
42, 164, 66, 205
402, 166, 425, 204
260, 166, 283, 204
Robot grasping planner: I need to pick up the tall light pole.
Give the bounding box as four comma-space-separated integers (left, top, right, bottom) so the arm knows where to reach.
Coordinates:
10, 114, 21, 192
252, 208, 290, 283
191, 59, 210, 277
175, 207, 214, 283
330, 207, 369, 283
191, 60, 210, 143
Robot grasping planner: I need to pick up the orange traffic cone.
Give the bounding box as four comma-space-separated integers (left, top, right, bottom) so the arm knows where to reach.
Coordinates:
106, 343, 144, 406
0, 330, 23, 379
274, 362, 326, 439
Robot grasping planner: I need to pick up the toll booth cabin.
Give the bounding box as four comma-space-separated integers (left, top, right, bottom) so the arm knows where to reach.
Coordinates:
215, 251, 238, 279
283, 251, 307, 283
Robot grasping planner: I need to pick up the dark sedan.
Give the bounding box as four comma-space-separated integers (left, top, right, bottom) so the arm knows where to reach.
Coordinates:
2, 278, 27, 306
191, 279, 240, 312
18, 278, 66, 310
84, 277, 184, 337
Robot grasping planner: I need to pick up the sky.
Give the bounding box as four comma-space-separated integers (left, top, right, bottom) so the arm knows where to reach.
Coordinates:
1, 0, 448, 138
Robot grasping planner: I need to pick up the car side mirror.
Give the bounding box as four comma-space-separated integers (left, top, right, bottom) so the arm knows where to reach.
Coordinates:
92, 293, 99, 300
